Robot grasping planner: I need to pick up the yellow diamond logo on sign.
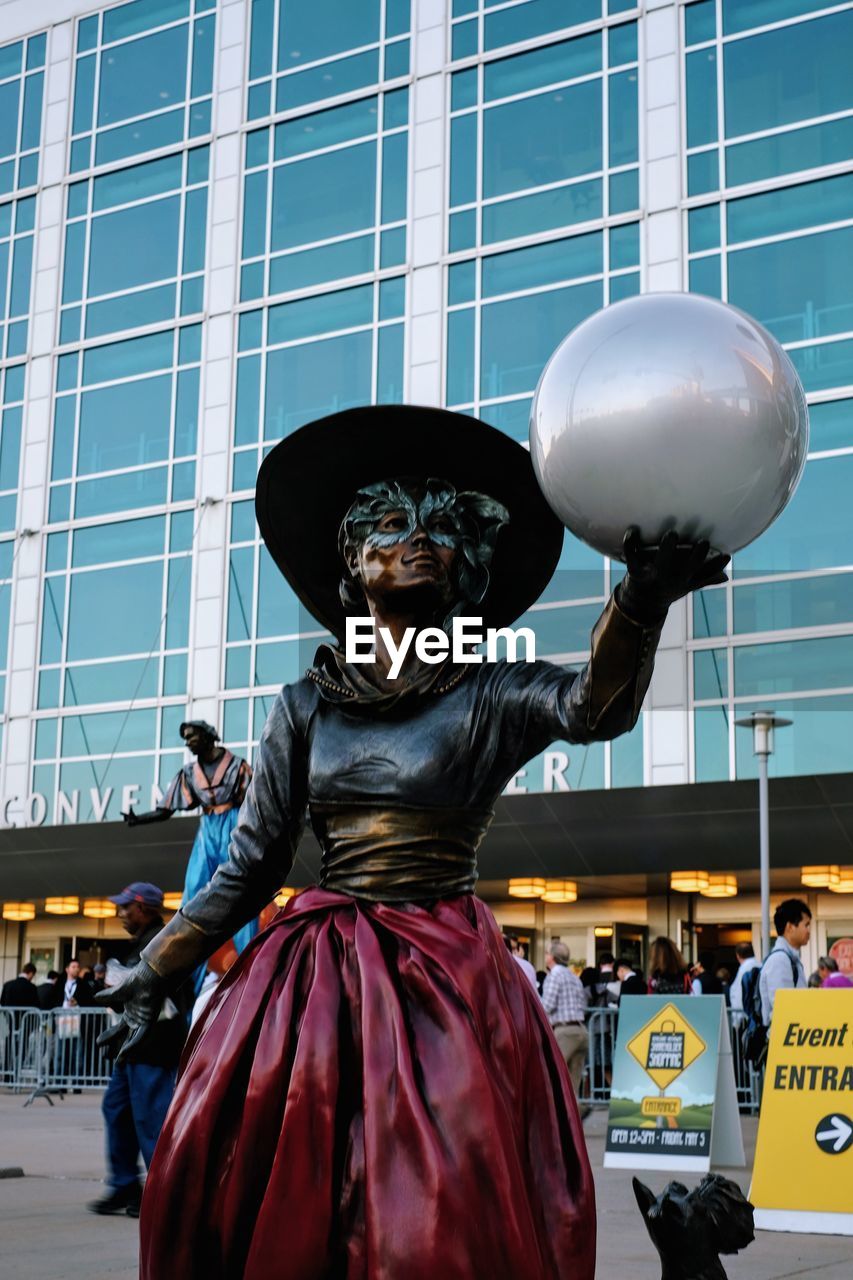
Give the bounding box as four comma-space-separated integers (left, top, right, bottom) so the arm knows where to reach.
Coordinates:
627, 1003, 707, 1090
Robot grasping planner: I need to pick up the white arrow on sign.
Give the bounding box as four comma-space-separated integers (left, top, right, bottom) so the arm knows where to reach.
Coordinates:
816, 1116, 853, 1153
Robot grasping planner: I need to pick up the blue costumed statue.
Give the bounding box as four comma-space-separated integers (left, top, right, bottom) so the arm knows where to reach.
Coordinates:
122, 721, 257, 970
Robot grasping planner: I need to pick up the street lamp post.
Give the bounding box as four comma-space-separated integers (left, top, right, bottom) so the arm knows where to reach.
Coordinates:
735, 710, 792, 960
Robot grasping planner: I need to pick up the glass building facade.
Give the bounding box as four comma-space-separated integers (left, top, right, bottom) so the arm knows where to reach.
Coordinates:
2, 0, 853, 974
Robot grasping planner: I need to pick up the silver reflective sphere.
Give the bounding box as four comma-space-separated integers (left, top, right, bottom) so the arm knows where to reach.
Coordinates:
529, 293, 809, 560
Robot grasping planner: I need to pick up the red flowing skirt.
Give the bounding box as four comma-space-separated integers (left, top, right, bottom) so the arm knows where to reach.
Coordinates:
140, 889, 595, 1279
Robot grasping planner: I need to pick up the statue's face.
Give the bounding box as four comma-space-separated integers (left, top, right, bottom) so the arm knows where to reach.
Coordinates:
345, 490, 459, 610
182, 726, 214, 756
339, 477, 509, 624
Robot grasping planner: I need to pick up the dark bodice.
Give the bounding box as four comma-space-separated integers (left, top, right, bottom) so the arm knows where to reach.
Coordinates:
180, 593, 663, 924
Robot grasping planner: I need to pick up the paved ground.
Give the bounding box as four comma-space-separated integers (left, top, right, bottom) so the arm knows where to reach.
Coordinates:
0, 1092, 851, 1278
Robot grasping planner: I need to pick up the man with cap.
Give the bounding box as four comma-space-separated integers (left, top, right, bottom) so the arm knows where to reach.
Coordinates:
121, 721, 255, 971
89, 882, 189, 1217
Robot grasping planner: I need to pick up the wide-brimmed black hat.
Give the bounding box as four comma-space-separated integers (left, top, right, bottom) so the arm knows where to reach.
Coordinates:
255, 405, 563, 640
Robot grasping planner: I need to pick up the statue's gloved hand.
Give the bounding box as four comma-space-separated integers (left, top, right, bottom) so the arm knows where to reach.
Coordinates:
617, 527, 729, 625
95, 961, 165, 1064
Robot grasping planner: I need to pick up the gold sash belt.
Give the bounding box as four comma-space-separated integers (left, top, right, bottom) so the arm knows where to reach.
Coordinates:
309, 801, 494, 902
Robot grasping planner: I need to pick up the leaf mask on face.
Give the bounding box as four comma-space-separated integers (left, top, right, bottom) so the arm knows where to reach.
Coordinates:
338, 478, 509, 628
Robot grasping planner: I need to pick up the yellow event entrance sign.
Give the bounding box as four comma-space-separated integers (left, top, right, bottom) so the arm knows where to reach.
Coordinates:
752, 989, 853, 1234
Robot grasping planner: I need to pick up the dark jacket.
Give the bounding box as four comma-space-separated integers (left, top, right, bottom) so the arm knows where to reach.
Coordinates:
619, 973, 647, 999
0, 975, 40, 1009
123, 917, 191, 1068
38, 979, 63, 1010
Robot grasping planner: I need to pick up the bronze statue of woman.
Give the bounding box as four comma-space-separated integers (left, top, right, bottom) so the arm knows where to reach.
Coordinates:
98, 406, 727, 1279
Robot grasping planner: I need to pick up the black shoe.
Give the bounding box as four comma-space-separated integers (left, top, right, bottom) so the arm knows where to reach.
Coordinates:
126, 1201, 140, 1219
88, 1185, 141, 1216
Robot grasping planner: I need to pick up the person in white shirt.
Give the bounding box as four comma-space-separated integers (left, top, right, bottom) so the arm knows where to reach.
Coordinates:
506, 935, 538, 991
729, 942, 759, 1023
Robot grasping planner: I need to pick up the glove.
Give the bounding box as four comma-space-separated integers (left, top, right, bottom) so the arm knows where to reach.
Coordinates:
95, 911, 227, 1064
617, 527, 729, 626
95, 961, 166, 1064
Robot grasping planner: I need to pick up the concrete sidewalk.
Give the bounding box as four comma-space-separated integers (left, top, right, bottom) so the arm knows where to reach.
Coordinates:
0, 1092, 851, 1278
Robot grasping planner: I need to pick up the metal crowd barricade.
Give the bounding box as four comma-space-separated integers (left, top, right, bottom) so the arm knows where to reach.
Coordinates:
0, 1007, 114, 1102
582, 1005, 762, 1115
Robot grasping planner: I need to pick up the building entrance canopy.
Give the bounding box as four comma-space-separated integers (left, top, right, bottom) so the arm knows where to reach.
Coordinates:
3, 774, 853, 899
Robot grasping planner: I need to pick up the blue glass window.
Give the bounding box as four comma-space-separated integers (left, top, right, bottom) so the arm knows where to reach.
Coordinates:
724, 11, 853, 141
49, 326, 201, 522
70, 0, 214, 170
231, 279, 405, 488
450, 29, 638, 248
248, 0, 411, 118
0, 196, 35, 359
40, 506, 192, 729
0, 32, 45, 195
0, 362, 25, 535
243, 93, 408, 301
60, 148, 209, 341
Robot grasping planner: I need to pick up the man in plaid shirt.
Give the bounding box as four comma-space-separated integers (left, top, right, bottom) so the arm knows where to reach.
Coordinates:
541, 941, 590, 1116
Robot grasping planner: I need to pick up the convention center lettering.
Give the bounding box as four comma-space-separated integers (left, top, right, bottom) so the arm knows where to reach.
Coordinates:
772, 1021, 853, 1093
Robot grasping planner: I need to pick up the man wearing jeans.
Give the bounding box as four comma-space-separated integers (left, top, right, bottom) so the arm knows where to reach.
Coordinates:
541, 940, 590, 1118
89, 883, 189, 1217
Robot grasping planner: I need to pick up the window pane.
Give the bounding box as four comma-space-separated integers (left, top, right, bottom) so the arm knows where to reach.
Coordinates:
263, 331, 373, 438
67, 561, 164, 660
72, 515, 165, 567
808, 398, 853, 453
257, 547, 301, 635
693, 586, 727, 638
727, 173, 853, 246
734, 573, 853, 635
728, 226, 853, 344
694, 648, 728, 699
723, 0, 838, 36
608, 70, 638, 166
724, 12, 853, 139
484, 0, 600, 52
483, 33, 600, 102
74, 466, 169, 517
482, 177, 602, 244
695, 706, 729, 782
480, 280, 601, 398
726, 116, 853, 188
446, 308, 475, 404
275, 98, 378, 160
686, 48, 717, 149
735, 456, 853, 575
277, 0, 380, 68
483, 80, 601, 199
271, 143, 377, 250
482, 231, 601, 297
88, 197, 181, 295
97, 27, 188, 127
78, 375, 172, 473
734, 636, 853, 696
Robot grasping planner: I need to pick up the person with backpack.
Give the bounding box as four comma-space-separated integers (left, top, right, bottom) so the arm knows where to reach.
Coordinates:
758, 899, 810, 1025
742, 900, 811, 1069
647, 937, 692, 995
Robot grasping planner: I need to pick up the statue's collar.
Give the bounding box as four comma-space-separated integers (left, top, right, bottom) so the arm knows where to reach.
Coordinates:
306, 643, 470, 713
